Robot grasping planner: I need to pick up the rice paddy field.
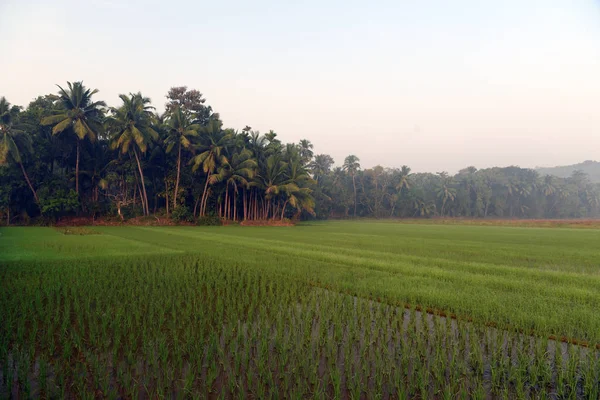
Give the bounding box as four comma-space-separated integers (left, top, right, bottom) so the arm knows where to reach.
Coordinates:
1, 221, 599, 398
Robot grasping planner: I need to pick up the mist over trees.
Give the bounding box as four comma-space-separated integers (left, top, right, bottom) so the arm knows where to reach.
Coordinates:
536, 160, 600, 183
2, 83, 600, 224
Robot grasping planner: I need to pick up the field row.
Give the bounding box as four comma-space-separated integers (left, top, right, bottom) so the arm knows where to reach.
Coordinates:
1, 254, 599, 398
2, 223, 600, 344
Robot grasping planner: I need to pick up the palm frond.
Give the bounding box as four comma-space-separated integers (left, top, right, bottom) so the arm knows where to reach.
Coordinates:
51, 118, 72, 135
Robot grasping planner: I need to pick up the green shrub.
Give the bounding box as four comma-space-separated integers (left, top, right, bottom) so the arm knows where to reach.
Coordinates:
30, 216, 53, 226
171, 206, 194, 223
196, 215, 222, 226
121, 204, 144, 219
39, 188, 79, 219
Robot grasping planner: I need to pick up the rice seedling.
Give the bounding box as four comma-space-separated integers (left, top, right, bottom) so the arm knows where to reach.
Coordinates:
1, 222, 599, 397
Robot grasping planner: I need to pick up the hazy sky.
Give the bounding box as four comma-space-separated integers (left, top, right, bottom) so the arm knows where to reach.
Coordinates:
2, 0, 600, 173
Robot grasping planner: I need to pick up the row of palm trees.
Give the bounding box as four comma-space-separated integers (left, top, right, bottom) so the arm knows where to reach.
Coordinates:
3, 81, 600, 223
1, 82, 315, 222
314, 159, 600, 219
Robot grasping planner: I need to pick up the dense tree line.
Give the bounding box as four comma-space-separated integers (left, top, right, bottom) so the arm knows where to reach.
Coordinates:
1, 82, 599, 224
315, 163, 600, 219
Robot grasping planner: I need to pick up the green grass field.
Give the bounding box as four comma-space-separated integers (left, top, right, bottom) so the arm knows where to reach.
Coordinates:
1, 221, 599, 397
2, 221, 599, 342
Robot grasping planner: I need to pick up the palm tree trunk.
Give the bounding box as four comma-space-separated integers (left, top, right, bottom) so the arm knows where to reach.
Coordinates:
280, 199, 288, 220
253, 191, 257, 220
75, 140, 80, 196
242, 188, 247, 220
133, 149, 149, 216
229, 187, 233, 220
266, 199, 270, 220
254, 191, 258, 220
165, 178, 170, 216
352, 174, 357, 217
117, 202, 124, 221
173, 142, 181, 210
234, 190, 238, 222
137, 181, 145, 214
200, 172, 211, 217
193, 196, 200, 217
153, 177, 158, 214
130, 154, 143, 214
19, 162, 40, 207
224, 182, 229, 219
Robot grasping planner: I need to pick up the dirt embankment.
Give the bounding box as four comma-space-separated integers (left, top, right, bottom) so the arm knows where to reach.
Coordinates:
51, 216, 295, 227
239, 219, 295, 227
53, 216, 186, 227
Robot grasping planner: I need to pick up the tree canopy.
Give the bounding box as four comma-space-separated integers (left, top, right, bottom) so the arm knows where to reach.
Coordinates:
2, 83, 599, 225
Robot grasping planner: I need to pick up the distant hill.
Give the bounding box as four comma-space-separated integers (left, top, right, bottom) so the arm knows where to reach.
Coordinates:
536, 160, 600, 183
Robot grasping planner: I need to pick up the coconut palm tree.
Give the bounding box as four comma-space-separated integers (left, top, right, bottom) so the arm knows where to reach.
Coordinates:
41, 81, 106, 196
282, 157, 315, 219
248, 131, 266, 159
280, 183, 314, 220
570, 170, 588, 188
584, 187, 600, 213
436, 172, 456, 216
541, 175, 556, 197
503, 179, 520, 217
309, 154, 334, 183
255, 154, 289, 219
108, 93, 158, 216
210, 148, 256, 221
436, 185, 456, 216
343, 155, 360, 217
413, 198, 435, 217
191, 120, 231, 217
298, 139, 314, 164
263, 130, 282, 156
0, 97, 40, 207
396, 165, 412, 192
164, 106, 200, 209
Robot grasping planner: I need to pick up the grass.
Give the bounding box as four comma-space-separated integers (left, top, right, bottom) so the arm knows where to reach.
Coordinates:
53, 226, 102, 235
397, 217, 600, 229
3, 221, 598, 341
1, 220, 599, 397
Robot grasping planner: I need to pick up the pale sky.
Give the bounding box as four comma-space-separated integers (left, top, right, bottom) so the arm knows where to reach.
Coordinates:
2, 0, 600, 173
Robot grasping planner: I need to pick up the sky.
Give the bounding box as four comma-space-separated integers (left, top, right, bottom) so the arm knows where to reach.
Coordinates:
1, 0, 600, 173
